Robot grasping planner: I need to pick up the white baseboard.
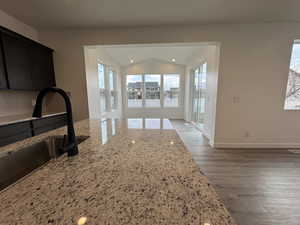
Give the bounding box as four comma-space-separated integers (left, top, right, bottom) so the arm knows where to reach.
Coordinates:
214, 142, 300, 149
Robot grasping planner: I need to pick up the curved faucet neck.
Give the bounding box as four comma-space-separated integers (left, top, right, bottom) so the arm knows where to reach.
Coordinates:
32, 87, 78, 156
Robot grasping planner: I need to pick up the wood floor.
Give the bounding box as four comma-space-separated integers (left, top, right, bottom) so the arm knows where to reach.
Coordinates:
170, 119, 300, 225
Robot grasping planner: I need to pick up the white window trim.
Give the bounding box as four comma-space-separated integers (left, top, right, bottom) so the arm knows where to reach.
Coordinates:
98, 63, 119, 113
189, 61, 208, 126
125, 73, 181, 109
162, 74, 181, 108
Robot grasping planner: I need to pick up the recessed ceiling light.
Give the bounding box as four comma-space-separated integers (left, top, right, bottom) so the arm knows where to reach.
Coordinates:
172, 58, 176, 62
130, 59, 134, 63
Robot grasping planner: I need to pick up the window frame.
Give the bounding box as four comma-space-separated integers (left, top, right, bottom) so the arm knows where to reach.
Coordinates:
98, 63, 119, 113
125, 73, 181, 109
126, 74, 144, 108
107, 68, 118, 111
163, 74, 181, 108
144, 74, 162, 108
284, 40, 300, 110
189, 61, 208, 127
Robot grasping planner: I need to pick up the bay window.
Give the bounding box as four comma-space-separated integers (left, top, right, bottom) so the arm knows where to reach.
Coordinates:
126, 74, 181, 108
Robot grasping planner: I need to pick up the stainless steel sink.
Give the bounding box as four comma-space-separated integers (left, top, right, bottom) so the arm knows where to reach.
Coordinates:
0, 135, 89, 191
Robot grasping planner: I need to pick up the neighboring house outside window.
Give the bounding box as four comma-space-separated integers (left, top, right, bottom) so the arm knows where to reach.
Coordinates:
126, 74, 181, 108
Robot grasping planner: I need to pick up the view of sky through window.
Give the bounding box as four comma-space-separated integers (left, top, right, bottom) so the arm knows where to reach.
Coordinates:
284, 41, 300, 110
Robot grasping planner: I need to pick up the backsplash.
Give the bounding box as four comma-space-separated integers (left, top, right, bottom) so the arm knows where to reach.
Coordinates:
0, 90, 38, 117
0, 91, 64, 121
44, 92, 67, 114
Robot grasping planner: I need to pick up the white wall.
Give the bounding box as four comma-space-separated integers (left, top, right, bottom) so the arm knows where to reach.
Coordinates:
84, 47, 122, 119
121, 58, 185, 118
39, 23, 300, 148
0, 9, 38, 41
185, 45, 220, 145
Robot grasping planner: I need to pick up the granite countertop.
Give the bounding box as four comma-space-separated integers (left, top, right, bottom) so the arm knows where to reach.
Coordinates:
0, 111, 66, 126
0, 118, 235, 225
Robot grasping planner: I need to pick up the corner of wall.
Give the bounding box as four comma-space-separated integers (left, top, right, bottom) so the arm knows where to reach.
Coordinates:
0, 9, 39, 41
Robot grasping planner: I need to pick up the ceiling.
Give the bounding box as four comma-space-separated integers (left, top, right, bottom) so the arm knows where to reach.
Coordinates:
1, 0, 300, 29
99, 44, 213, 66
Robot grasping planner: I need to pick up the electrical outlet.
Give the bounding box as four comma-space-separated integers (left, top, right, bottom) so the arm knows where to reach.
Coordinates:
31, 99, 36, 106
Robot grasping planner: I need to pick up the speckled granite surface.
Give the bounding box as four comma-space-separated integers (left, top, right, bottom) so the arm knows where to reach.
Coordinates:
0, 119, 235, 225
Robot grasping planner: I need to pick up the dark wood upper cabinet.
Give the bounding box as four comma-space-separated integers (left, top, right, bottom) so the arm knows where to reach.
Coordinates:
30, 43, 56, 90
0, 26, 56, 91
0, 34, 8, 89
2, 32, 32, 90
0, 121, 32, 147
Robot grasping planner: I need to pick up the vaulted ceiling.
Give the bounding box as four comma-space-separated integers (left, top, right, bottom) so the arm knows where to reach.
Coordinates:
1, 0, 300, 29
98, 44, 213, 66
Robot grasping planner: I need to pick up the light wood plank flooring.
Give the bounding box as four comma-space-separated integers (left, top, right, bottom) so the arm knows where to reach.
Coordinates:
170, 119, 300, 225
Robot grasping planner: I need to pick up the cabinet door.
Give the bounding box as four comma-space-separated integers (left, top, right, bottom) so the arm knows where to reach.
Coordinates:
0, 121, 32, 147
0, 34, 8, 89
2, 32, 32, 90
30, 44, 56, 90
32, 113, 67, 136
0, 141, 50, 191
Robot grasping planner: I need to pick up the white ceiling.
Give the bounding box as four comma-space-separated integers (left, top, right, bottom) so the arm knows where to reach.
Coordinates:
99, 44, 212, 66
1, 0, 300, 29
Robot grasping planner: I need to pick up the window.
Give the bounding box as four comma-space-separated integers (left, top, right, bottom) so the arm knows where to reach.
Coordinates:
127, 75, 143, 107
201, 63, 207, 89
199, 63, 207, 115
284, 41, 300, 110
109, 69, 118, 110
109, 69, 114, 91
190, 62, 207, 129
98, 64, 105, 89
98, 63, 119, 113
145, 74, 161, 107
164, 74, 180, 107
98, 63, 106, 112
126, 74, 181, 108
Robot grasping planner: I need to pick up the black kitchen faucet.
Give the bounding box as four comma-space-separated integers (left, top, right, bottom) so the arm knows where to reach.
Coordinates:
32, 87, 78, 156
